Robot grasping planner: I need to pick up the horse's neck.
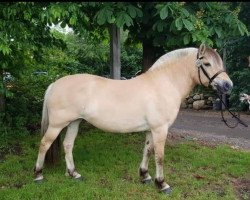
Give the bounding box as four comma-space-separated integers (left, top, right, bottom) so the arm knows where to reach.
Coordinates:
145, 52, 198, 100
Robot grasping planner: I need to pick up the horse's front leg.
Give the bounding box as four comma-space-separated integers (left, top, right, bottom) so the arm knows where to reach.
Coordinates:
139, 131, 154, 183
152, 125, 172, 194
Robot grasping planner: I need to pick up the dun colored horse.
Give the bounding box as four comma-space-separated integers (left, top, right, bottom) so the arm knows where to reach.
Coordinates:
34, 44, 233, 194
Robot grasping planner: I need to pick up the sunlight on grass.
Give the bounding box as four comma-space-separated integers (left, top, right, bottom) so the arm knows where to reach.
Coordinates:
0, 128, 249, 200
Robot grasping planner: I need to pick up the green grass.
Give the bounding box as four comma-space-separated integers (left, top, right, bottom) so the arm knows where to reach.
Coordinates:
0, 127, 249, 200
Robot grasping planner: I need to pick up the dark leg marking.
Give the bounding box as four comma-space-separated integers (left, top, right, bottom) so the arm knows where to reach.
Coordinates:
34, 166, 43, 183
34, 167, 43, 177
139, 168, 152, 184
139, 168, 148, 178
67, 168, 82, 181
68, 168, 76, 177
155, 178, 165, 189
155, 178, 172, 194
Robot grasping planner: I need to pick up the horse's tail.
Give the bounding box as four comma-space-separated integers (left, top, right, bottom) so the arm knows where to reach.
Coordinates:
41, 83, 61, 166
41, 84, 52, 137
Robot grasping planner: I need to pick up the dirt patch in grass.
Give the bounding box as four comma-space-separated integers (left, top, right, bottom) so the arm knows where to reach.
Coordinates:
121, 169, 133, 182
232, 178, 250, 200
0, 142, 22, 161
0, 182, 25, 190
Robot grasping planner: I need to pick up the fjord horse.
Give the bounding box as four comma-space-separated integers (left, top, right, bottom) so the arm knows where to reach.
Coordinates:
34, 44, 233, 194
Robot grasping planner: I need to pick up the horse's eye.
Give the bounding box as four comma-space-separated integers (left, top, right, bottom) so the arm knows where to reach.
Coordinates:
204, 63, 211, 67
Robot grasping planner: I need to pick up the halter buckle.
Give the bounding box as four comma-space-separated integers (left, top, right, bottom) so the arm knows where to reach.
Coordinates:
196, 59, 202, 67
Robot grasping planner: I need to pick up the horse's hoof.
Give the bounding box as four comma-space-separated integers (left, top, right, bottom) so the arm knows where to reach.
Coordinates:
141, 178, 152, 184
34, 178, 44, 184
34, 179, 43, 184
161, 187, 172, 195
34, 175, 44, 183
74, 176, 83, 181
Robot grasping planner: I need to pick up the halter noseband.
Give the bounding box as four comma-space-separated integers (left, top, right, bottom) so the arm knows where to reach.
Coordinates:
196, 53, 225, 86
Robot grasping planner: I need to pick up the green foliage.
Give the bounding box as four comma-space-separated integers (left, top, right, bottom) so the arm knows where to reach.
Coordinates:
121, 45, 142, 79
121, 2, 248, 51
226, 2, 250, 111
0, 2, 66, 125
94, 3, 142, 28
227, 37, 250, 111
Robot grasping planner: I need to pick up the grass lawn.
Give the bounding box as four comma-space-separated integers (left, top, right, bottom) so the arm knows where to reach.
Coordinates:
0, 125, 249, 200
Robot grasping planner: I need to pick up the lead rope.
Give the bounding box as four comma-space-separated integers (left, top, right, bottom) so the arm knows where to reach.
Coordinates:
216, 93, 248, 128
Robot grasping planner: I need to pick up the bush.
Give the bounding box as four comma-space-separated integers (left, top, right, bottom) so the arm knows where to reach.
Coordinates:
227, 36, 250, 111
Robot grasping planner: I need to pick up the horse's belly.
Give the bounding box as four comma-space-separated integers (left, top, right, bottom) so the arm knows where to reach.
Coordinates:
82, 110, 149, 133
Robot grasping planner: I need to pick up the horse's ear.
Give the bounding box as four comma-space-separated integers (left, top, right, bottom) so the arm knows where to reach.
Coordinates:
214, 49, 217, 52
198, 43, 206, 56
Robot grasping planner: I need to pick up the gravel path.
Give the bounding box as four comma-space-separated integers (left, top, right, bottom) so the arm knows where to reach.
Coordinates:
169, 109, 250, 151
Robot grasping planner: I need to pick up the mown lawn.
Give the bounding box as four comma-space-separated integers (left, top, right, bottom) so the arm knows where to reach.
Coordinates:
0, 126, 249, 200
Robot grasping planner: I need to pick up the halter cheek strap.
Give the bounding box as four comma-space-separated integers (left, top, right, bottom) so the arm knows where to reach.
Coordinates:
198, 65, 225, 86
196, 54, 225, 86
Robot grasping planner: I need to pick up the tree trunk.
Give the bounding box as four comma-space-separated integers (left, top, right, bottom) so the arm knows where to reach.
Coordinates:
142, 40, 155, 72
109, 24, 121, 80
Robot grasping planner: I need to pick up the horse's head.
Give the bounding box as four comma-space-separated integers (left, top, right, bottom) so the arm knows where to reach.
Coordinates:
196, 44, 233, 94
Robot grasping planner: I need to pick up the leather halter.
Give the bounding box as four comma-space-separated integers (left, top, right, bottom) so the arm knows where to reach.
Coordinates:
196, 53, 225, 86
195, 52, 248, 128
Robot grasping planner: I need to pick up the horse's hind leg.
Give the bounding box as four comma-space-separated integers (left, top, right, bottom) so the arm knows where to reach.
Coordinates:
63, 119, 82, 179
34, 125, 64, 181
139, 131, 154, 183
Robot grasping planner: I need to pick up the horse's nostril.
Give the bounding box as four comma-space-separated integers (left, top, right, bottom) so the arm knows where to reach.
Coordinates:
223, 82, 232, 91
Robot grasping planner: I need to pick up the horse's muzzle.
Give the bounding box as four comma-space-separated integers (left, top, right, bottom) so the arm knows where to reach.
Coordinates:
213, 80, 233, 94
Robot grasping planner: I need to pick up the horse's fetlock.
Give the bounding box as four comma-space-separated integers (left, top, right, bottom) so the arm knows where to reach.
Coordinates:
155, 178, 165, 189
139, 168, 148, 177
34, 166, 43, 178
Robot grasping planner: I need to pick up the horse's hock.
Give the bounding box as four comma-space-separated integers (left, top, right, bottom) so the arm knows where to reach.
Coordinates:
181, 93, 215, 110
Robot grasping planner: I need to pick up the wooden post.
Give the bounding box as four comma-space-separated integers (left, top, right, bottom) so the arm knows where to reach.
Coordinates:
109, 24, 121, 80
142, 40, 155, 72
222, 48, 227, 110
